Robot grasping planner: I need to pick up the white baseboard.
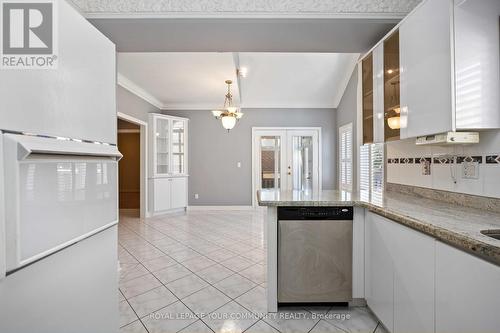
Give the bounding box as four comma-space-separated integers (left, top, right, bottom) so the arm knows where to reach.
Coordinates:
187, 205, 255, 211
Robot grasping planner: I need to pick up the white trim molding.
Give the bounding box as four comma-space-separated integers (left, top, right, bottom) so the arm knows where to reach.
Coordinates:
117, 73, 164, 110
72, 0, 420, 19
117, 111, 149, 219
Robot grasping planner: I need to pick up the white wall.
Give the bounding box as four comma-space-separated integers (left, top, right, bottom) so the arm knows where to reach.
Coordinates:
386, 130, 500, 198
336, 65, 358, 190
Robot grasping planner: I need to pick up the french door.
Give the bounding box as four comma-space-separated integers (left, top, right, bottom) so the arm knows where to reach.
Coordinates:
253, 128, 321, 204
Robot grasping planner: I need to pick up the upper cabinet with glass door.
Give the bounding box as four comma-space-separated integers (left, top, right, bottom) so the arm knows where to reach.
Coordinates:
383, 30, 400, 142
362, 54, 374, 145
149, 113, 189, 177
361, 30, 400, 144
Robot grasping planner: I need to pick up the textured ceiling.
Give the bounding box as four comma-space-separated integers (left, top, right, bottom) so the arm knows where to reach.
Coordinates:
73, 0, 421, 16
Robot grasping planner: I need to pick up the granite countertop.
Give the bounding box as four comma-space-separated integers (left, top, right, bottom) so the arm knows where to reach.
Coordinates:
257, 189, 500, 266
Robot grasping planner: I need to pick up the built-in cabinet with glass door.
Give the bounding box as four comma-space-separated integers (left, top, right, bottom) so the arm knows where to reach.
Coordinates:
361, 29, 401, 144
362, 54, 374, 145
148, 113, 189, 215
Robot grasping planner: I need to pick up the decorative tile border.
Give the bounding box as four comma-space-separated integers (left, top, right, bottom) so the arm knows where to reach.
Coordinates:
486, 155, 500, 164
388, 155, 496, 165
456, 156, 482, 163
415, 157, 432, 164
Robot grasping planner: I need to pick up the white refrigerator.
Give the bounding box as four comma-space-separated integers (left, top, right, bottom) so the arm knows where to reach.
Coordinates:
0, 1, 120, 332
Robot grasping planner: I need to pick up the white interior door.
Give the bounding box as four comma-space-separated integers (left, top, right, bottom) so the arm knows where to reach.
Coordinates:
253, 128, 320, 205
285, 130, 320, 191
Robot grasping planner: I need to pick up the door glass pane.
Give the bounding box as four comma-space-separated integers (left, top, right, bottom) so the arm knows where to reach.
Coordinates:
260, 136, 281, 189
156, 118, 169, 174
171, 120, 185, 174
292, 136, 313, 191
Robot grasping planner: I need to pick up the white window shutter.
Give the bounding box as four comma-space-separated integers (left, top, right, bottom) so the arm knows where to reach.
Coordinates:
339, 123, 353, 191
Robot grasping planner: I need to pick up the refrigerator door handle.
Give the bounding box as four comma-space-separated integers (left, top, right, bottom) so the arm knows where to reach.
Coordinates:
8, 134, 122, 161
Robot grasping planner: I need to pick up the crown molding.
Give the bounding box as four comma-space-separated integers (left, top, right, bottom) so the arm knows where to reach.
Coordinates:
73, 0, 420, 19
117, 73, 164, 109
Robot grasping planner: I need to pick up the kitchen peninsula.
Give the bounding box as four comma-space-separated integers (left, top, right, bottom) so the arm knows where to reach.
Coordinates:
258, 188, 500, 332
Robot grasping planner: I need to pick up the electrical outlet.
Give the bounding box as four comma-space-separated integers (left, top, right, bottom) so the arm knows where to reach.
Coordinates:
462, 161, 479, 179
194, 193, 199, 199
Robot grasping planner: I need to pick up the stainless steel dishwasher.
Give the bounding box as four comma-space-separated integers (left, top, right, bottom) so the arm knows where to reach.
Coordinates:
278, 206, 353, 303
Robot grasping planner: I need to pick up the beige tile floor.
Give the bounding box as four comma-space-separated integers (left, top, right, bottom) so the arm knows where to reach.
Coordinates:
118, 209, 384, 333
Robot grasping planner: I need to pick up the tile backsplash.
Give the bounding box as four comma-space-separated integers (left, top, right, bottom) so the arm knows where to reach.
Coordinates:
386, 130, 500, 198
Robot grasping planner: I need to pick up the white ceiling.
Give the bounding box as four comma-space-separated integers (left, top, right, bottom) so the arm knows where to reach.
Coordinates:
238, 53, 358, 109
118, 52, 240, 110
117, 52, 359, 110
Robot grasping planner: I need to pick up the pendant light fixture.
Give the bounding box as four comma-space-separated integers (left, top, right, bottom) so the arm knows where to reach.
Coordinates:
211, 80, 243, 131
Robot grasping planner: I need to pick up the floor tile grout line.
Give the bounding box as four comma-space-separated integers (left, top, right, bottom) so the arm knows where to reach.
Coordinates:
120, 222, 265, 305
119, 223, 239, 332
120, 294, 150, 333
118, 211, 272, 332
306, 318, 321, 333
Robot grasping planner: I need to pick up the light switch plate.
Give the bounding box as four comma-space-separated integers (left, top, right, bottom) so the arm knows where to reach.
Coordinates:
194, 193, 199, 199
462, 161, 479, 179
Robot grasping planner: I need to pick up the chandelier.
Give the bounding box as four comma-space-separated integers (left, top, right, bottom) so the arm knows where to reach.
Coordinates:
211, 80, 243, 131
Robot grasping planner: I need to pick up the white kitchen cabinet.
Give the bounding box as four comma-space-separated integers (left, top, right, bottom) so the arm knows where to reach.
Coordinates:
365, 213, 395, 332
372, 44, 385, 144
150, 177, 187, 214
365, 212, 435, 333
392, 222, 435, 333
435, 241, 500, 333
352, 207, 365, 299
399, 0, 453, 139
454, 0, 500, 129
399, 0, 500, 138
148, 113, 189, 214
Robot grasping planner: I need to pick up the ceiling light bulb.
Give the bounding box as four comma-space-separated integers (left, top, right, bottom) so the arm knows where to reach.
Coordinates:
387, 69, 394, 74
387, 116, 401, 130
221, 115, 237, 130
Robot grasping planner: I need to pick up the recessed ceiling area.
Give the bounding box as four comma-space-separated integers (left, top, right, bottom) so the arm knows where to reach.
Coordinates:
117, 52, 359, 110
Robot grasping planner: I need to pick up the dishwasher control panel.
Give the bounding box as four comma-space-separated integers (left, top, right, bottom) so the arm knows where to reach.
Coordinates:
278, 206, 353, 220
